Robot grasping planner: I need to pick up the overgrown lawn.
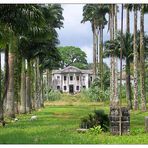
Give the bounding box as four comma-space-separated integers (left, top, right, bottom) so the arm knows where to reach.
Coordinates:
0, 95, 148, 144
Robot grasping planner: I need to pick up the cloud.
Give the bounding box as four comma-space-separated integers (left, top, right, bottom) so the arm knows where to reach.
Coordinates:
57, 4, 94, 63
57, 4, 93, 48
57, 4, 148, 69
81, 45, 93, 63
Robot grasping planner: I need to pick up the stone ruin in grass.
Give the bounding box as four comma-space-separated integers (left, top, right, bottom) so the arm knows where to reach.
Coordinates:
109, 107, 130, 135
78, 107, 130, 135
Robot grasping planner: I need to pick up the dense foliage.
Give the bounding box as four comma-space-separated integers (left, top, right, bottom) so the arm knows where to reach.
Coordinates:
58, 46, 88, 69
80, 109, 109, 132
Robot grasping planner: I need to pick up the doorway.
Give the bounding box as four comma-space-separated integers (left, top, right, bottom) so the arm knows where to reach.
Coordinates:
69, 85, 74, 93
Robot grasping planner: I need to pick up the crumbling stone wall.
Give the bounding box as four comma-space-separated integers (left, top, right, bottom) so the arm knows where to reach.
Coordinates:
109, 107, 130, 135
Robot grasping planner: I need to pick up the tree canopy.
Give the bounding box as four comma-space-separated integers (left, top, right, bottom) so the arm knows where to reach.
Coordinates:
58, 46, 88, 69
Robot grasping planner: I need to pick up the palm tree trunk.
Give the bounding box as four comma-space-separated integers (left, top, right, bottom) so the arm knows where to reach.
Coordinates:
101, 27, 104, 91
110, 6, 113, 106
99, 25, 103, 91
34, 58, 38, 109
6, 52, 15, 118
3, 45, 9, 114
46, 69, 49, 100
26, 59, 31, 113
35, 57, 41, 109
126, 7, 132, 109
140, 5, 146, 111
32, 60, 35, 110
133, 9, 139, 110
0, 53, 3, 121
6, 29, 18, 118
126, 59, 132, 109
96, 28, 99, 76
93, 21, 97, 78
14, 50, 21, 114
114, 4, 118, 105
111, 4, 116, 107
40, 71, 44, 107
126, 8, 130, 33
20, 57, 26, 114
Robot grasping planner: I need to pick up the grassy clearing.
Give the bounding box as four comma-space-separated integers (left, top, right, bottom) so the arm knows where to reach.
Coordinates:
0, 94, 148, 144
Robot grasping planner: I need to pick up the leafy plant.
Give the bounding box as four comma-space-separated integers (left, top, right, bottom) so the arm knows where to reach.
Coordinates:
80, 109, 109, 132
48, 90, 61, 101
89, 125, 102, 135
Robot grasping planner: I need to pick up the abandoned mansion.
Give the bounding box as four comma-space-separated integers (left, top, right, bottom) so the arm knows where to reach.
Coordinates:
51, 66, 94, 93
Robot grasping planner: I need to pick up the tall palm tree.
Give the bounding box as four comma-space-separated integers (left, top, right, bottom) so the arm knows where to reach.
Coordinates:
82, 4, 109, 83
104, 31, 134, 109
20, 57, 26, 114
0, 4, 44, 118
108, 4, 119, 107
26, 59, 32, 112
0, 51, 2, 121
124, 4, 133, 109
0, 24, 9, 121
5, 29, 17, 118
109, 6, 113, 105
133, 5, 139, 110
114, 4, 118, 105
82, 4, 98, 77
139, 4, 148, 111
97, 4, 109, 91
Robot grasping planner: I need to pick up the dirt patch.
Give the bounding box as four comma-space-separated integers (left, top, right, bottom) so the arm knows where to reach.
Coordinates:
52, 112, 72, 118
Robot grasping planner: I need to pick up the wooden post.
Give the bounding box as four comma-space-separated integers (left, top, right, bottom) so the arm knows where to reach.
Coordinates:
145, 116, 148, 132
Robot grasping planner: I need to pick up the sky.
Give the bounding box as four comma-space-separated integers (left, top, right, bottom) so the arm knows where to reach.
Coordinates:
57, 4, 93, 63
57, 4, 148, 68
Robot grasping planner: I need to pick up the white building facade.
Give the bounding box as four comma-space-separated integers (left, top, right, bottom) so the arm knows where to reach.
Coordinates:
51, 66, 94, 93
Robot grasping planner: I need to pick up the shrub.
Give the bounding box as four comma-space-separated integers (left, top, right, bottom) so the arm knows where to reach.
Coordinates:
80, 110, 109, 132
47, 90, 61, 101
89, 125, 102, 135
80, 89, 94, 102
80, 87, 110, 102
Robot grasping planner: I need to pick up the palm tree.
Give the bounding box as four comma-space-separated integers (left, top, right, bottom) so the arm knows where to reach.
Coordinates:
82, 4, 98, 77
0, 24, 9, 121
20, 57, 26, 114
124, 4, 133, 109
26, 59, 32, 112
0, 51, 2, 121
139, 4, 148, 111
19, 4, 63, 110
108, 4, 119, 107
97, 5, 109, 91
104, 31, 134, 108
133, 5, 139, 110
82, 4, 110, 86
109, 5, 113, 105
5, 29, 17, 118
114, 4, 119, 105
0, 4, 44, 118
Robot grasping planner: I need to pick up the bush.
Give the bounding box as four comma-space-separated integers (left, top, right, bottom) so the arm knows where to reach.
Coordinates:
89, 125, 102, 135
47, 90, 61, 101
80, 89, 93, 102
80, 110, 109, 132
80, 87, 110, 102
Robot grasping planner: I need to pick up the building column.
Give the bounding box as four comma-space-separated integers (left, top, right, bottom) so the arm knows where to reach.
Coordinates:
61, 74, 63, 92
68, 73, 70, 93
74, 73, 76, 93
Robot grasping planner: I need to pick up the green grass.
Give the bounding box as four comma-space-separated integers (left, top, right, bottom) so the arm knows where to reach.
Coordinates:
0, 94, 148, 144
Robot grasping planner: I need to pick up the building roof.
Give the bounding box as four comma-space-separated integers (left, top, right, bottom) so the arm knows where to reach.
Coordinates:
52, 66, 93, 74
